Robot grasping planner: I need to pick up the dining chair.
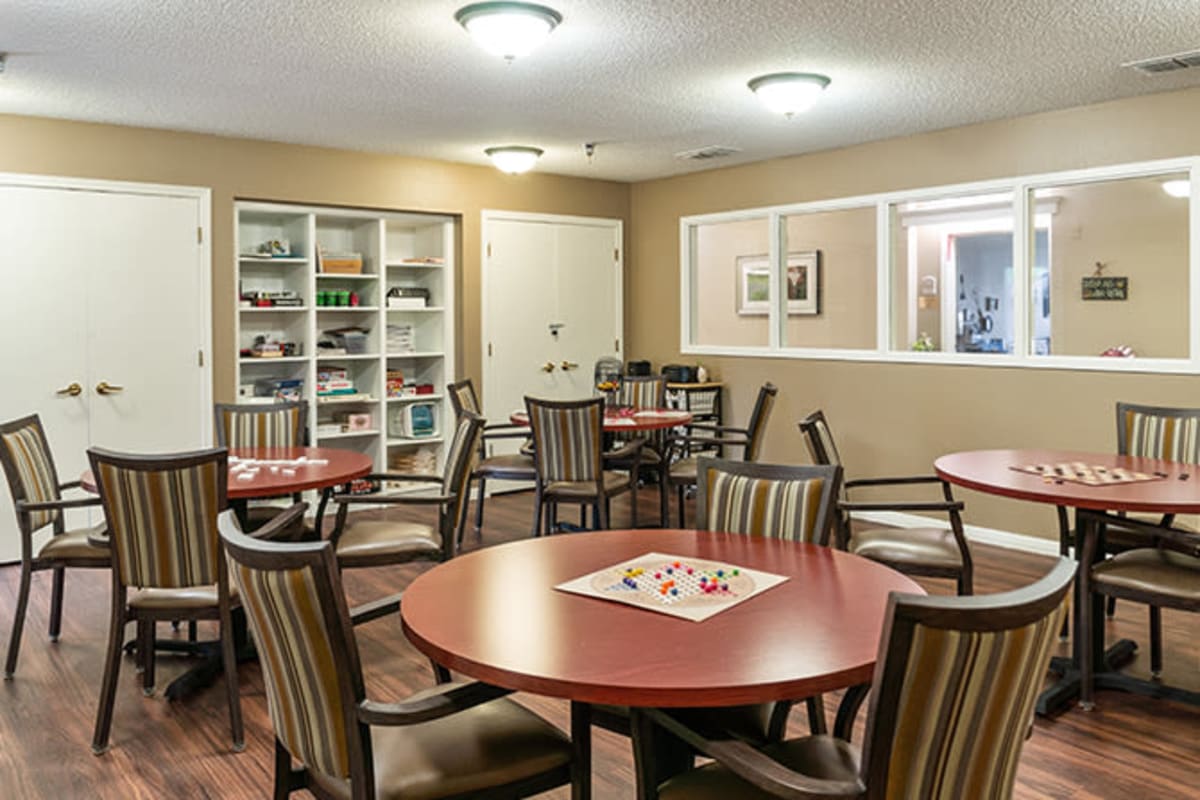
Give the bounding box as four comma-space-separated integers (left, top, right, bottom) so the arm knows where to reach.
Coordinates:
633, 557, 1075, 800
316, 411, 485, 625
214, 400, 309, 534
526, 395, 639, 534
0, 414, 109, 678
217, 505, 577, 800
799, 409, 973, 595
669, 382, 777, 527
87, 445, 242, 754
604, 375, 671, 526
590, 457, 843, 754
447, 378, 537, 541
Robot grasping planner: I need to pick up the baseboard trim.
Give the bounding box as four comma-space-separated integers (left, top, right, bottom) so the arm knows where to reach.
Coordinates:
854, 511, 1061, 556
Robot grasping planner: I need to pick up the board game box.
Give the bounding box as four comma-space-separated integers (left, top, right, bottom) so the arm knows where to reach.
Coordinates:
555, 552, 787, 622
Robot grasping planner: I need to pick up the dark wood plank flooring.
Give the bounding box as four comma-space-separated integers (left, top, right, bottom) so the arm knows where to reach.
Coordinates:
0, 489, 1197, 798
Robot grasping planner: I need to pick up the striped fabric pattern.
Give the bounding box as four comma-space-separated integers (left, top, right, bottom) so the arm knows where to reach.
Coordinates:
530, 403, 602, 482
96, 461, 222, 587
230, 561, 350, 779
1123, 409, 1200, 463
449, 382, 481, 415
1, 425, 59, 531
221, 407, 302, 448
745, 391, 775, 461
806, 417, 842, 467
442, 415, 484, 524
619, 378, 664, 410
704, 471, 825, 543
884, 597, 1068, 799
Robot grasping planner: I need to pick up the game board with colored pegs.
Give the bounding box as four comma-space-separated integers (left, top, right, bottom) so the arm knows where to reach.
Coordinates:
1009, 462, 1166, 487
555, 551, 788, 621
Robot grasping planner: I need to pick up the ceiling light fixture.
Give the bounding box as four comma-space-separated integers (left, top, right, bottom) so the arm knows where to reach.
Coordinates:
455, 2, 562, 60
747, 72, 831, 117
1162, 179, 1191, 198
485, 145, 544, 174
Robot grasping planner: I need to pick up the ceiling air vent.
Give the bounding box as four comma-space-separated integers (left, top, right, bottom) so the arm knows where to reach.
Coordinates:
674, 145, 741, 161
1124, 49, 1200, 75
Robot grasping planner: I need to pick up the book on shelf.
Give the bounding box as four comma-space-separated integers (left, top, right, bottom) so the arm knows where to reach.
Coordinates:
318, 393, 375, 403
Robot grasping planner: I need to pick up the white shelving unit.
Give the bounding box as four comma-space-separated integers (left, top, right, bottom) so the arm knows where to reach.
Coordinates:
235, 201, 455, 480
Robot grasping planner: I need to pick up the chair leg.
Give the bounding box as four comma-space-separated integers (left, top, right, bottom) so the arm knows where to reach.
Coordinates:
1149, 605, 1163, 678
597, 496, 610, 530
1106, 596, 1117, 619
629, 484, 639, 529
1079, 589, 1096, 711
956, 567, 973, 596
92, 587, 127, 755
676, 486, 686, 528
473, 477, 487, 537
188, 620, 198, 642
532, 486, 544, 538
658, 465, 670, 528
220, 606, 245, 751
274, 737, 294, 800
4, 561, 33, 679
48, 566, 65, 643
141, 620, 156, 695
805, 695, 827, 735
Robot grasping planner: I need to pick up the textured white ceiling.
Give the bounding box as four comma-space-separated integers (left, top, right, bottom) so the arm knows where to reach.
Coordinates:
2, 1, 1200, 182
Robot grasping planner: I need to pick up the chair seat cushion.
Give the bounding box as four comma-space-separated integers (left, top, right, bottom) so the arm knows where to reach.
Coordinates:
545, 472, 629, 500
1091, 548, 1200, 604
669, 456, 698, 484
658, 734, 860, 800
310, 683, 572, 800
128, 584, 236, 610
335, 520, 441, 561
851, 526, 964, 571
476, 453, 536, 479
36, 526, 109, 562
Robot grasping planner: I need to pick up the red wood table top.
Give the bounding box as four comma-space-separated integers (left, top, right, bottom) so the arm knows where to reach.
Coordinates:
81, 446, 373, 500
509, 408, 692, 433
935, 448, 1200, 514
400, 529, 922, 708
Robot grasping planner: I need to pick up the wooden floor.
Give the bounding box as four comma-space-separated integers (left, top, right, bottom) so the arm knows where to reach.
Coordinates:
0, 489, 1197, 798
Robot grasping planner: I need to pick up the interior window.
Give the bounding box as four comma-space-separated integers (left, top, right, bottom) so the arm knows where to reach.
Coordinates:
687, 216, 771, 348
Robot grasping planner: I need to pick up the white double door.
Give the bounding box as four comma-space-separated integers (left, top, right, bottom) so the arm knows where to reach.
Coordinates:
0, 177, 212, 562
483, 212, 623, 424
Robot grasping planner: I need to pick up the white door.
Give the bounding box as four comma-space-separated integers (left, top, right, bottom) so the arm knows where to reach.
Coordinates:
483, 213, 622, 422
0, 179, 211, 562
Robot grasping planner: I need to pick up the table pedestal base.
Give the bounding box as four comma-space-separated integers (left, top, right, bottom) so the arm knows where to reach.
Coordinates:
1037, 637, 1139, 716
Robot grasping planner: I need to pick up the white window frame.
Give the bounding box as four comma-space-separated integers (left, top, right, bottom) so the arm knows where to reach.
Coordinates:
679, 156, 1200, 374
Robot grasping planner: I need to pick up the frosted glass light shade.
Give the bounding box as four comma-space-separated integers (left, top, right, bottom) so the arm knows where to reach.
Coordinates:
748, 72, 831, 116
486, 146, 544, 174
455, 2, 562, 60
1162, 179, 1191, 198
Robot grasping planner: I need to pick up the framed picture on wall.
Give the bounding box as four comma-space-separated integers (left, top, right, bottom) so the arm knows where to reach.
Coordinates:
737, 250, 820, 315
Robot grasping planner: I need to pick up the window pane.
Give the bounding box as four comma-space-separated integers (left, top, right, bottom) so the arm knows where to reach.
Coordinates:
1030, 173, 1190, 358
689, 217, 770, 348
781, 207, 876, 349
889, 193, 1016, 354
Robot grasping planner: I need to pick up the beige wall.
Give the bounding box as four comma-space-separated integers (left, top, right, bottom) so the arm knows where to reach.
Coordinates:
0, 114, 630, 404
629, 86, 1200, 542
783, 207, 876, 348
694, 218, 770, 346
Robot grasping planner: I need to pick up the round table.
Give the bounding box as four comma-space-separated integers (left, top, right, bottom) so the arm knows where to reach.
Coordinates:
935, 448, 1200, 714
508, 407, 692, 433
402, 529, 920, 705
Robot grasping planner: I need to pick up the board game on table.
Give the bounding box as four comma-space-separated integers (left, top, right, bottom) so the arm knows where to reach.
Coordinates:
555, 551, 787, 622
1009, 461, 1166, 487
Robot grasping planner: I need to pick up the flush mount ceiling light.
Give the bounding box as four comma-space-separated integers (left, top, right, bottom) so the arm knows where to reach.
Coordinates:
1162, 179, 1191, 198
455, 2, 562, 60
747, 72, 831, 117
485, 145, 544, 174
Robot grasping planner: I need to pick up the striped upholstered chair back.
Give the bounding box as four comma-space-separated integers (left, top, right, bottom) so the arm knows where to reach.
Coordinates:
439, 412, 486, 534
695, 457, 841, 545
88, 447, 227, 589
447, 378, 482, 417
798, 409, 844, 469
0, 415, 64, 533
525, 396, 604, 483
218, 508, 368, 787
1116, 402, 1200, 463
618, 376, 665, 410
742, 383, 778, 462
215, 401, 308, 449
859, 558, 1075, 799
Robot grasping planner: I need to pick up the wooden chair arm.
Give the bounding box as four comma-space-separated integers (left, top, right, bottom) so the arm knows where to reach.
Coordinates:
249, 502, 309, 541
334, 493, 454, 507
18, 496, 101, 513
481, 429, 532, 442
669, 435, 749, 448
58, 480, 85, 491
687, 423, 749, 435
838, 500, 964, 513
642, 709, 865, 799
357, 681, 514, 726
363, 472, 442, 484
844, 475, 944, 489
605, 440, 645, 461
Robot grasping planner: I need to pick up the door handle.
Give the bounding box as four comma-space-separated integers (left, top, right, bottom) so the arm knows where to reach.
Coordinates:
96, 381, 125, 395
560, 361, 579, 371
55, 382, 82, 397
541, 362, 556, 373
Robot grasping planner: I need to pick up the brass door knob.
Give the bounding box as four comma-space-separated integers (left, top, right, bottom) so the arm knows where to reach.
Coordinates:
541, 362, 556, 373
55, 382, 82, 397
560, 361, 579, 371
96, 381, 125, 395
